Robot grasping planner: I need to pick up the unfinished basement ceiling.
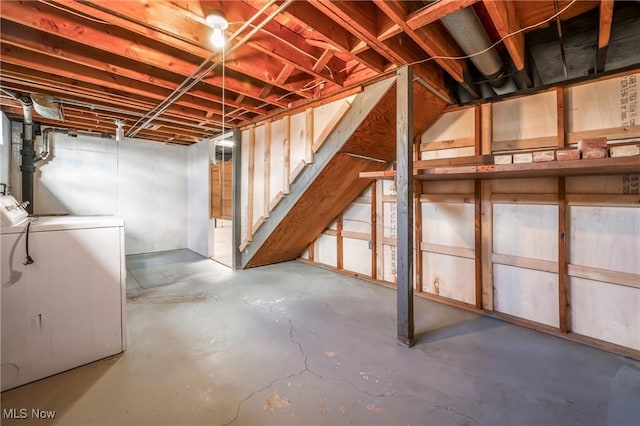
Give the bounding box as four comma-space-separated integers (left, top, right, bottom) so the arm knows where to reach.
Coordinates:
1, 0, 639, 145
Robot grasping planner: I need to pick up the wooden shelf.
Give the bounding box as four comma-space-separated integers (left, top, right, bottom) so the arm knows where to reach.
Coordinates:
359, 156, 640, 181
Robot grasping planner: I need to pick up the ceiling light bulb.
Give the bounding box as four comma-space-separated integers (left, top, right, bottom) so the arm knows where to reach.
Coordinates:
206, 11, 229, 49
211, 27, 226, 48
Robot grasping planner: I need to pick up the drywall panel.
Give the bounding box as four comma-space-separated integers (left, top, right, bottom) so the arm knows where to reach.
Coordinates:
422, 252, 475, 304
493, 204, 557, 261
240, 129, 250, 244
270, 119, 286, 206
383, 244, 397, 283
289, 111, 307, 175
187, 140, 210, 257
421, 107, 475, 143
569, 206, 640, 274
383, 202, 397, 238
422, 202, 475, 249
421, 146, 475, 160
568, 73, 639, 132
343, 202, 371, 233
493, 91, 557, 142
316, 234, 337, 267
569, 277, 640, 350
566, 175, 638, 194
492, 177, 557, 194
252, 125, 266, 223
494, 264, 559, 327
422, 180, 474, 194
343, 238, 371, 276
313, 96, 354, 147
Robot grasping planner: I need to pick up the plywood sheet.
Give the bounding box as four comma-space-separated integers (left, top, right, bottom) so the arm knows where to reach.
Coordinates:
493, 91, 557, 141
343, 202, 371, 233
568, 73, 639, 132
422, 252, 475, 304
422, 202, 475, 249
317, 234, 337, 267
422, 180, 475, 194
343, 238, 372, 276
569, 277, 640, 350
289, 111, 307, 174
569, 206, 640, 274
492, 177, 557, 193
421, 146, 475, 160
421, 107, 475, 143
493, 204, 558, 261
565, 175, 637, 194
493, 264, 559, 327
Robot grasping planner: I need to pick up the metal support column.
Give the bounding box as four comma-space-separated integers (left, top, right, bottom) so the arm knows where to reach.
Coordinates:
396, 66, 415, 347
231, 128, 243, 269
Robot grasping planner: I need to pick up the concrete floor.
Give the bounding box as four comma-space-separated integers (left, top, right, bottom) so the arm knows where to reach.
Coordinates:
2, 249, 639, 426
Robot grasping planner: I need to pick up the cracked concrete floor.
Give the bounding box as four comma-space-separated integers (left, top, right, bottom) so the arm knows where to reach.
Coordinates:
2, 249, 639, 426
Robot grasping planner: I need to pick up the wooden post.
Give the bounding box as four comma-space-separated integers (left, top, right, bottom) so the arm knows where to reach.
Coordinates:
370, 182, 377, 279
474, 179, 483, 309
396, 66, 414, 347
558, 176, 568, 332
375, 181, 384, 280
557, 88, 565, 148
305, 108, 314, 164
481, 103, 492, 155
231, 129, 242, 269
481, 179, 493, 310
414, 185, 423, 294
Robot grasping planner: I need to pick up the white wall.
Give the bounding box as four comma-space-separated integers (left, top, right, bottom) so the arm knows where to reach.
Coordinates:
0, 114, 11, 193
17, 129, 189, 255
187, 140, 210, 257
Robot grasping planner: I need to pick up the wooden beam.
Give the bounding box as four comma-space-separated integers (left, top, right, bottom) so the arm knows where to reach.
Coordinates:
481, 103, 492, 155
264, 122, 272, 219
407, 0, 479, 30
283, 116, 291, 194
375, 181, 384, 280
396, 66, 415, 347
481, 180, 493, 310
474, 180, 483, 309
337, 213, 344, 270
597, 0, 615, 73
558, 177, 568, 333
482, 0, 526, 73
557, 88, 566, 148
247, 126, 256, 241
305, 108, 314, 164
371, 182, 378, 280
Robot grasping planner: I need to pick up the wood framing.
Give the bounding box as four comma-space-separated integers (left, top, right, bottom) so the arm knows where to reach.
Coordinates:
264, 122, 272, 218
247, 126, 256, 240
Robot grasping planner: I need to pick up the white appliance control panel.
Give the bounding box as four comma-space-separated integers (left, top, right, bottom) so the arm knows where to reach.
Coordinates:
0, 195, 29, 226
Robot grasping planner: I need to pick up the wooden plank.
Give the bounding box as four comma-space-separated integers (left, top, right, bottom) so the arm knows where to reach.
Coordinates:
407, 0, 479, 29
558, 177, 568, 333
337, 213, 344, 270
482, 0, 525, 71
415, 155, 495, 170
420, 137, 475, 152
481, 104, 492, 155
481, 180, 493, 310
568, 125, 640, 144
415, 184, 423, 293
305, 108, 314, 164
474, 105, 482, 156
474, 179, 482, 309
354, 196, 372, 204
421, 242, 475, 259
492, 253, 559, 274
268, 191, 285, 212
382, 236, 397, 246
375, 181, 384, 280
284, 116, 291, 194
253, 215, 266, 234
342, 230, 371, 241
567, 194, 640, 207
308, 240, 315, 262
597, 0, 615, 72
247, 126, 256, 241
568, 264, 640, 290
420, 193, 475, 204
289, 159, 307, 183
323, 229, 338, 237
264, 122, 271, 218
557, 88, 566, 148
382, 194, 397, 203
416, 156, 640, 181
492, 136, 558, 152
491, 193, 558, 205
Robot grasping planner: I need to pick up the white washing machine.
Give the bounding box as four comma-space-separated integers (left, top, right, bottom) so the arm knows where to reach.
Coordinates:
1, 195, 127, 391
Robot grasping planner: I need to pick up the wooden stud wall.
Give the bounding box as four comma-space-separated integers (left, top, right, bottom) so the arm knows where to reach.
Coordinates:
302, 71, 640, 357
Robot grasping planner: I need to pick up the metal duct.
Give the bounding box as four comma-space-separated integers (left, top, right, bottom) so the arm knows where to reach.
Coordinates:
440, 7, 506, 87
31, 94, 64, 120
